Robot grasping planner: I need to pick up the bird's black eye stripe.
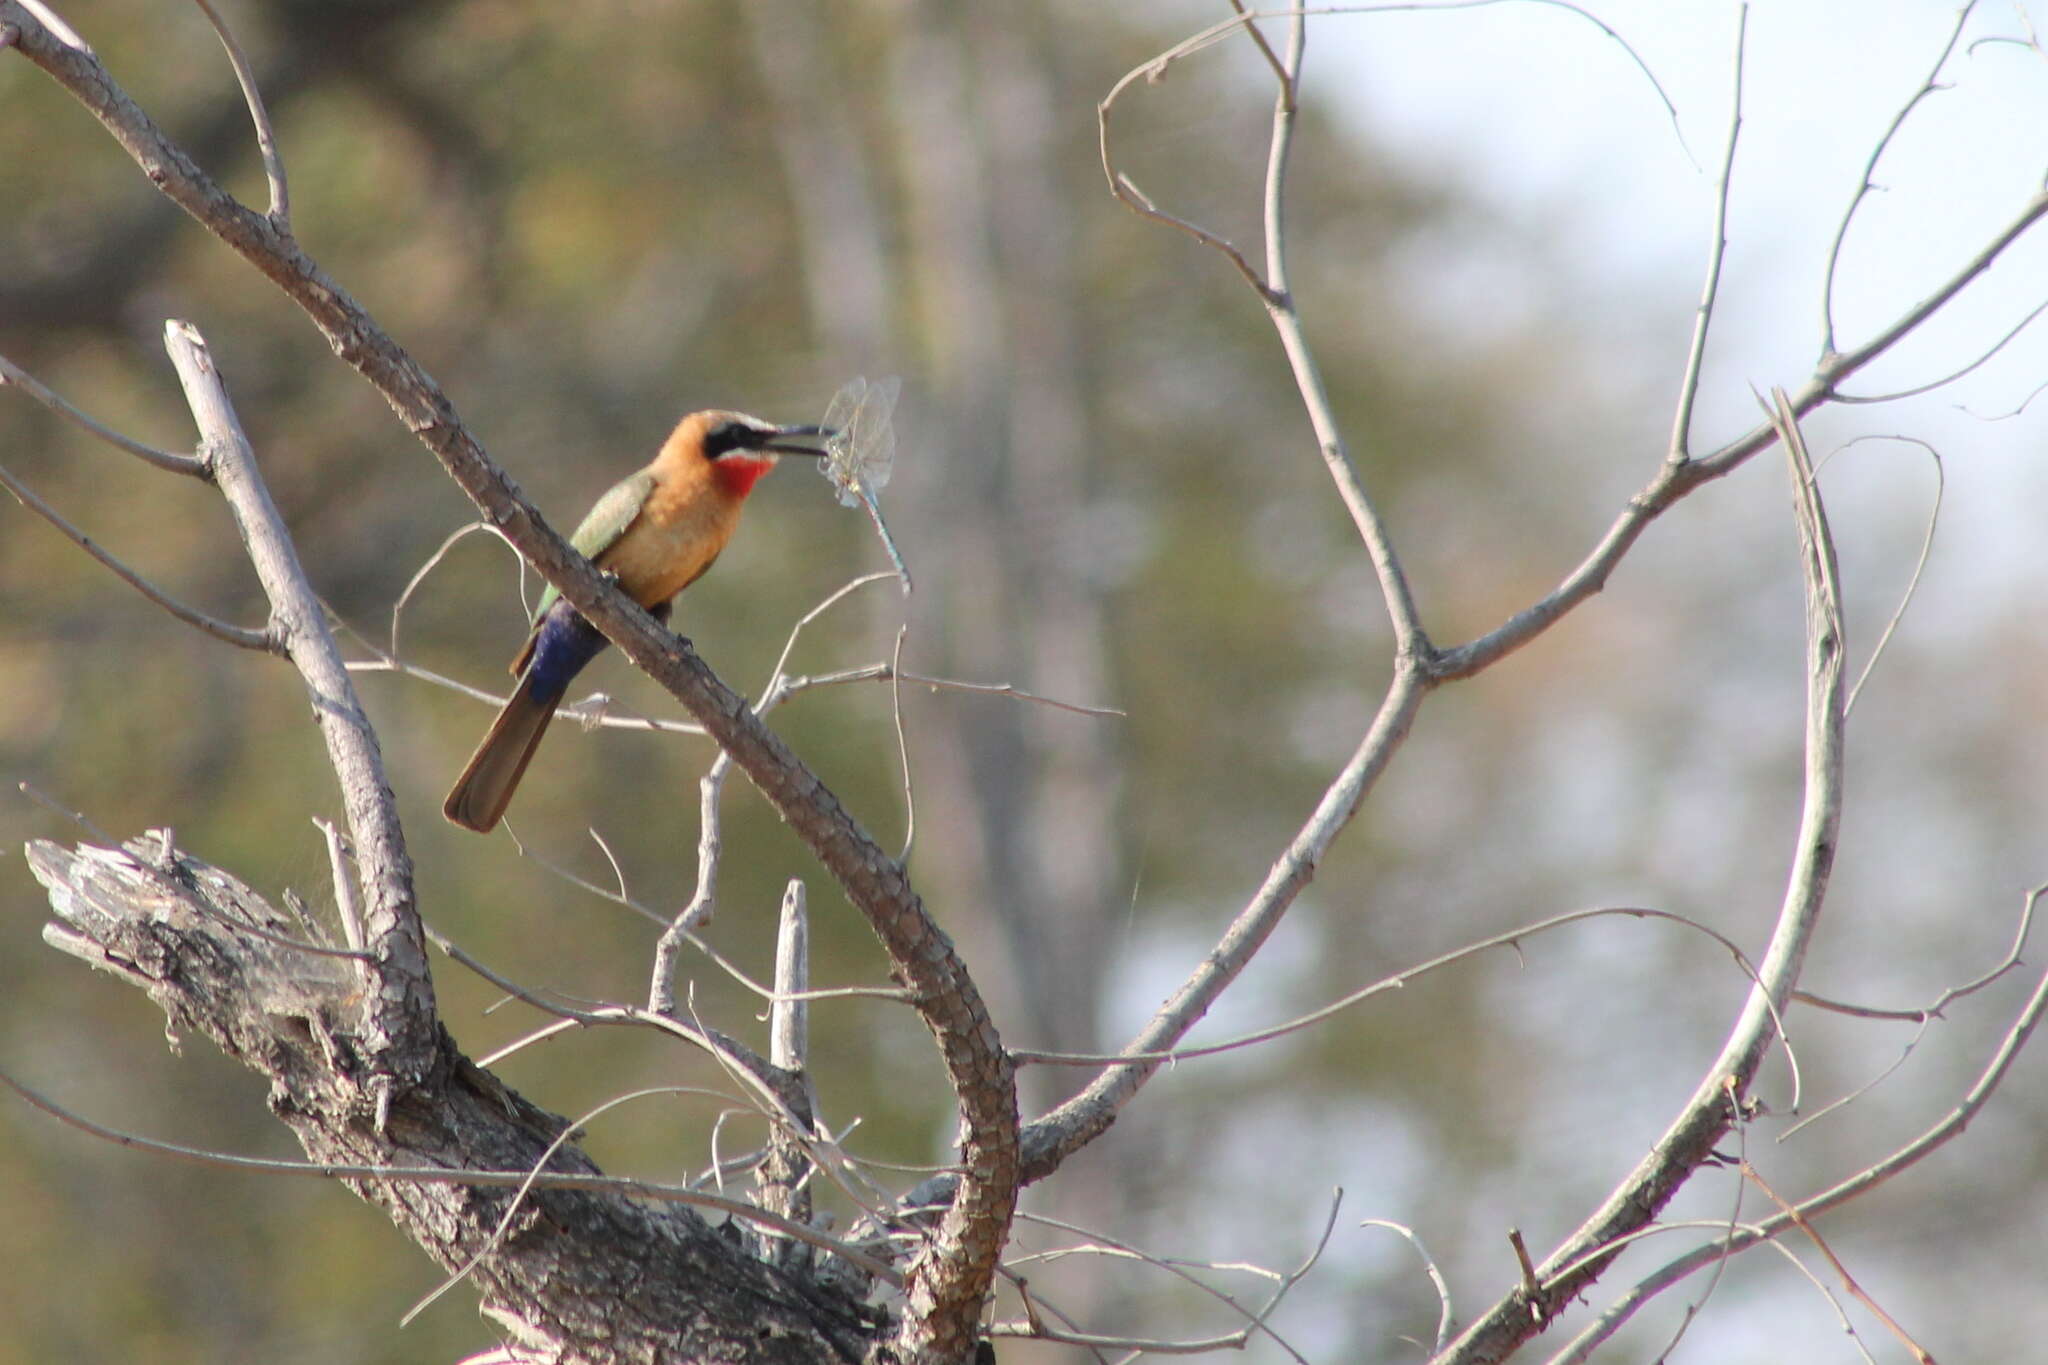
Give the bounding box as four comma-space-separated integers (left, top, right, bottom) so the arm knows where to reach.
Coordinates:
704, 419, 774, 459
704, 421, 743, 459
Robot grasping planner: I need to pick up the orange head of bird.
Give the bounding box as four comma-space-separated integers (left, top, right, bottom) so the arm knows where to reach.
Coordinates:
672, 410, 834, 500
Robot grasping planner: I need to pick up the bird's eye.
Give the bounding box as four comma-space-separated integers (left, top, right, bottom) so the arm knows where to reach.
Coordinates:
705, 421, 750, 458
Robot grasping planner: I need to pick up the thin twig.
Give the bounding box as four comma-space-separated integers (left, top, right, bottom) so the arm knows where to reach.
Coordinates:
190, 0, 289, 228
993, 1193, 1339, 1361
882, 666, 1123, 717
1669, 4, 1747, 463
1360, 1219, 1455, 1355
497, 822, 912, 1007
388, 520, 517, 660
1795, 882, 2037, 1026
0, 351, 203, 473
16, 781, 123, 849
1545, 1226, 1877, 1365
1013, 903, 1793, 1084
1741, 1161, 1936, 1363
343, 644, 709, 737
0, 1062, 902, 1285
1815, 435, 1943, 715
1099, 2, 1689, 307
1783, 884, 2037, 1140
313, 816, 364, 952
1819, 2, 1975, 357
1833, 295, 2048, 404
889, 624, 915, 862
1961, 374, 2048, 421
652, 572, 904, 1008
0, 458, 274, 650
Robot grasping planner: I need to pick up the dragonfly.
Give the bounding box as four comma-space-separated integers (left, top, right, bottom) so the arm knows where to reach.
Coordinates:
819, 376, 911, 593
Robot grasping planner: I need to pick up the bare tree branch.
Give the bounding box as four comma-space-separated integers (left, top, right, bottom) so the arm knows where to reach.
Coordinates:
163, 319, 433, 1080
1020, 662, 1428, 1177
1552, 888, 2048, 1359
190, 0, 289, 228
1669, 3, 1747, 463
1435, 389, 1850, 1364
3, 11, 1017, 1351
1819, 2, 1975, 359
1740, 1162, 1935, 1364
25, 834, 886, 1360
758, 880, 819, 1273
0, 350, 203, 472
0, 454, 274, 651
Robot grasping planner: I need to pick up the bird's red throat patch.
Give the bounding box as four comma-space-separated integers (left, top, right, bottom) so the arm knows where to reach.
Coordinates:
711, 454, 777, 500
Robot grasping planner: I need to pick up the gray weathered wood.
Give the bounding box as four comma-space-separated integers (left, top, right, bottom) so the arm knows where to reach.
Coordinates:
29, 835, 882, 1365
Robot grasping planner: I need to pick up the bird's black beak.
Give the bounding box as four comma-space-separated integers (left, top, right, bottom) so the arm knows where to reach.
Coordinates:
760, 423, 834, 458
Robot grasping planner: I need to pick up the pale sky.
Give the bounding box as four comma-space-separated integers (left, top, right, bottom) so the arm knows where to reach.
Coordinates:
1310, 0, 2048, 472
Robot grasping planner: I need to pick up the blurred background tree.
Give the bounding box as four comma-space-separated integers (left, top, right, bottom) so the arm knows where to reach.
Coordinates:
5, 1, 2047, 1362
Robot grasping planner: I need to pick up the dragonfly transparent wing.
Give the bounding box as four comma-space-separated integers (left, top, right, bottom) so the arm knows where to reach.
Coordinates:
846, 375, 899, 492
820, 376, 900, 507
820, 379, 866, 507
818, 376, 911, 592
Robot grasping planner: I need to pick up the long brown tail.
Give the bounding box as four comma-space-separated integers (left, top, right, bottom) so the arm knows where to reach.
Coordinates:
443, 679, 560, 833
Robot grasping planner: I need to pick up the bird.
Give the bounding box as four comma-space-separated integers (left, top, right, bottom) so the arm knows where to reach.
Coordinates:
443, 410, 831, 833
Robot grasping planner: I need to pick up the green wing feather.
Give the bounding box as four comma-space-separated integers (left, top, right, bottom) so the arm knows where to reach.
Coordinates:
509, 469, 655, 676
529, 469, 656, 625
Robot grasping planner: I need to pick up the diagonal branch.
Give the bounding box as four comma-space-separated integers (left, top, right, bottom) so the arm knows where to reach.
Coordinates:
0, 350, 204, 473
1549, 885, 2048, 1362
4, 8, 1014, 1353
0, 454, 274, 651
1431, 180, 2048, 683
162, 319, 434, 1080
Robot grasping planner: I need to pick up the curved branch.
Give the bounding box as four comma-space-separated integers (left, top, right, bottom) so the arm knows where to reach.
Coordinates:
4, 9, 1015, 1352
1818, 3, 1974, 358
191, 0, 289, 228
1436, 392, 1849, 1364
